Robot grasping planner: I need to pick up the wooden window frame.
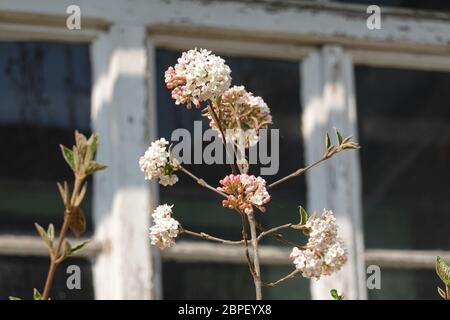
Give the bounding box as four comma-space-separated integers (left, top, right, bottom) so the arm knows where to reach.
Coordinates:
0, 0, 449, 300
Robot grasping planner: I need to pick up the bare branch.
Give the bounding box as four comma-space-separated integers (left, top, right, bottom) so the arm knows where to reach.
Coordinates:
180, 228, 243, 245
263, 269, 301, 287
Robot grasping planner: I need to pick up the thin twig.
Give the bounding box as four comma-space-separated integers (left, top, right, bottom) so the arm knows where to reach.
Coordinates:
179, 166, 227, 198
263, 269, 301, 287
42, 175, 84, 300
268, 156, 327, 189
256, 223, 303, 248
257, 223, 293, 242
268, 144, 359, 189
180, 228, 243, 245
207, 103, 238, 174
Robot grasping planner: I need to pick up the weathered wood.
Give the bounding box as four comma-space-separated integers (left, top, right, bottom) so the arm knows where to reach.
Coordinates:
1, 0, 449, 54
301, 46, 367, 300
1, 236, 448, 270
90, 24, 156, 300
0, 235, 101, 257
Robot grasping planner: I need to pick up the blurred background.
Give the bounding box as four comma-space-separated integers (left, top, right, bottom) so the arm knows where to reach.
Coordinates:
0, 0, 449, 300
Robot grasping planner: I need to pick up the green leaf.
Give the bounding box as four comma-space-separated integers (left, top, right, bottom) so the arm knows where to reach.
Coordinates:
33, 288, 42, 300
74, 182, 88, 207
298, 206, 308, 225
70, 240, 90, 256
85, 161, 108, 176
60, 145, 75, 171
47, 224, 55, 242
330, 289, 344, 300
64, 239, 72, 258
436, 256, 450, 285
63, 239, 90, 257
57, 182, 70, 207
75, 130, 87, 149
342, 135, 353, 145
68, 207, 86, 238
437, 286, 447, 299
8, 296, 22, 300
334, 127, 343, 146
86, 134, 99, 161
325, 132, 332, 150
34, 223, 52, 249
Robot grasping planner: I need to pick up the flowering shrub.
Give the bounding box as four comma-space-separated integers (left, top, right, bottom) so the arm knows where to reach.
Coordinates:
218, 174, 271, 215
205, 85, 272, 147
150, 204, 180, 249
143, 48, 360, 300
139, 138, 179, 186
290, 210, 347, 279
165, 48, 231, 109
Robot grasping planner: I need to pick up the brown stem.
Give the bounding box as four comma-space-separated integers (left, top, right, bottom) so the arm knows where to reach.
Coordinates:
263, 269, 301, 287
241, 212, 256, 278
181, 228, 244, 245
42, 175, 84, 300
256, 223, 303, 248
268, 156, 328, 189
257, 223, 293, 242
446, 284, 450, 300
179, 166, 227, 198
247, 213, 262, 300
207, 104, 239, 174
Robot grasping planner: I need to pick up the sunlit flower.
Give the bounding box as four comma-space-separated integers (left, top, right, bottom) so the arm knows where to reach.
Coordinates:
218, 174, 271, 215
150, 204, 180, 249
290, 209, 347, 279
205, 85, 272, 147
165, 48, 232, 109
139, 138, 179, 186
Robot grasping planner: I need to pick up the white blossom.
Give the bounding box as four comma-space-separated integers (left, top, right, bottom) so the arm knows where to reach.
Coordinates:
165, 48, 231, 109
139, 138, 179, 186
290, 209, 347, 279
206, 86, 272, 147
150, 204, 180, 250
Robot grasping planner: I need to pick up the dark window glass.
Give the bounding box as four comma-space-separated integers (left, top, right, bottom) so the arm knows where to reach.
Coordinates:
332, 0, 450, 11
0, 256, 94, 300
0, 42, 92, 235
163, 262, 310, 300
156, 49, 307, 299
367, 268, 439, 300
0, 42, 93, 300
356, 66, 450, 252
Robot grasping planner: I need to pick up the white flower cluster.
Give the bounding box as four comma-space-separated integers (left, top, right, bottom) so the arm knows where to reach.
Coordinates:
165, 48, 232, 109
138, 138, 179, 186
290, 210, 347, 279
207, 85, 272, 147
149, 204, 180, 250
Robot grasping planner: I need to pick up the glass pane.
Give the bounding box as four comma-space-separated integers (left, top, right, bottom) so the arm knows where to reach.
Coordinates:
156, 49, 307, 298
355, 66, 450, 251
368, 268, 439, 300
331, 0, 450, 11
0, 256, 94, 300
0, 42, 93, 235
163, 262, 310, 300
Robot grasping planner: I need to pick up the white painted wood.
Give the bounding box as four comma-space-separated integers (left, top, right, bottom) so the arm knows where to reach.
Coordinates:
351, 49, 450, 72
0, 0, 449, 54
301, 46, 366, 300
90, 24, 157, 300
0, 235, 102, 257
1, 235, 447, 270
